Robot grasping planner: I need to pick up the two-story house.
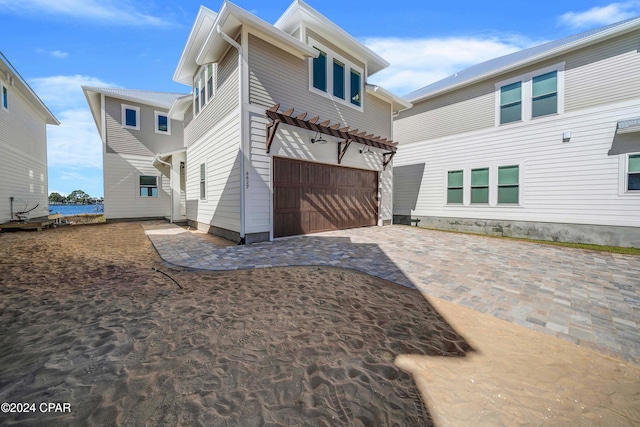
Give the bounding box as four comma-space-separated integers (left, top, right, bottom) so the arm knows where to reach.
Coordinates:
0, 52, 59, 224
86, 0, 409, 243
393, 17, 640, 247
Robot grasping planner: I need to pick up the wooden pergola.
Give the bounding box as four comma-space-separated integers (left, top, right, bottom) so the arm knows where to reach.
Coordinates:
265, 104, 397, 170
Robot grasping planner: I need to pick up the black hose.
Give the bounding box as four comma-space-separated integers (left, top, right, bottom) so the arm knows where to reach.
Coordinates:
152, 267, 183, 289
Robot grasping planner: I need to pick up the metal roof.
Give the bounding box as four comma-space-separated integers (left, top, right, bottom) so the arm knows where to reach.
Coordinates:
617, 117, 640, 134
404, 16, 640, 103
82, 87, 186, 109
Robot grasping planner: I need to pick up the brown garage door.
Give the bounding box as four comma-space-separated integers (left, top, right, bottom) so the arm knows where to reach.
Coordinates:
274, 157, 378, 237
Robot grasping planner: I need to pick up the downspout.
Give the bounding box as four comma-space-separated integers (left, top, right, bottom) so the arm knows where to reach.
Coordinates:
10, 196, 14, 221
216, 25, 246, 244
155, 157, 174, 224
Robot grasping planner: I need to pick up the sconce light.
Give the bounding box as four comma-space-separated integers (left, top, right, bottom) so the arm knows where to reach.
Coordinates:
562, 131, 571, 142
359, 147, 373, 155
311, 132, 327, 144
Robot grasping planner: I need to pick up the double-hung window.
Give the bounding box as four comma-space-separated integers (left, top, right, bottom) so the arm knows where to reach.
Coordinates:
1, 84, 8, 111
447, 170, 464, 204
496, 63, 564, 126
498, 166, 519, 204
309, 38, 364, 110
199, 163, 206, 200
471, 168, 489, 204
121, 104, 140, 130
193, 63, 216, 117
155, 111, 170, 135
139, 175, 158, 197
628, 154, 640, 191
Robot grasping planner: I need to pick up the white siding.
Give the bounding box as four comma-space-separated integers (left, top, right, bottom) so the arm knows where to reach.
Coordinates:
0, 84, 49, 223
394, 99, 640, 227
103, 152, 170, 219
185, 110, 241, 232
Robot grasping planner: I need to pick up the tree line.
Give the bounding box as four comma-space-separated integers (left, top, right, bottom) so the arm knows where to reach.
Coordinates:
49, 190, 103, 205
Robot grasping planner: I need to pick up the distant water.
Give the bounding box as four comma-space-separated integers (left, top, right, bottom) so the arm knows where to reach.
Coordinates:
49, 204, 104, 216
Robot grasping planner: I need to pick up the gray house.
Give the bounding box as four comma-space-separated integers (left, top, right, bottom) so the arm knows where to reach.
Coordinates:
393, 17, 640, 247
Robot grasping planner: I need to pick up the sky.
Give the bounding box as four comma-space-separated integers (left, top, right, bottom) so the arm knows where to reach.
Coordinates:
1, 0, 639, 198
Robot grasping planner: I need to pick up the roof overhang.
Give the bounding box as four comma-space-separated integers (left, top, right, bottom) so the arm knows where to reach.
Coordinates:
617, 117, 640, 134
153, 148, 187, 169
0, 52, 59, 125
275, 0, 389, 77
173, 6, 219, 85
82, 87, 103, 138
168, 95, 192, 121
366, 84, 412, 114
406, 17, 640, 103
196, 1, 317, 67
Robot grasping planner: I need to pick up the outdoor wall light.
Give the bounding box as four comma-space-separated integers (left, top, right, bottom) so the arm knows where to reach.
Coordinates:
311, 132, 327, 144
562, 131, 571, 142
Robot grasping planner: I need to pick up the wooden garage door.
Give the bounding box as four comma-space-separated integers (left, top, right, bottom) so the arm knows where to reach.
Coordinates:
274, 157, 378, 237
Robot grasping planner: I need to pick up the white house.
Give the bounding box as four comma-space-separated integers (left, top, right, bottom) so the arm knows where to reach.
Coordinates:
393, 17, 640, 247
82, 88, 186, 222
86, 0, 409, 243
0, 52, 59, 224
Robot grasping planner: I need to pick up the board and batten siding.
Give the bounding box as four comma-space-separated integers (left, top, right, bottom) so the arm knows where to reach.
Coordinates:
247, 34, 392, 140
103, 153, 170, 219
0, 84, 49, 222
394, 99, 640, 228
395, 30, 640, 145
104, 97, 183, 157
185, 110, 241, 233
184, 47, 239, 148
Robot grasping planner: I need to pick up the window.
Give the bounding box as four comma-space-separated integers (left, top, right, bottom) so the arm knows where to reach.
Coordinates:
1, 84, 7, 110
199, 163, 206, 200
496, 63, 564, 126
498, 166, 519, 204
121, 104, 140, 130
447, 170, 463, 204
628, 154, 640, 191
532, 71, 557, 118
155, 111, 170, 135
309, 38, 364, 110
139, 175, 158, 197
193, 63, 216, 117
471, 168, 489, 203
500, 82, 521, 124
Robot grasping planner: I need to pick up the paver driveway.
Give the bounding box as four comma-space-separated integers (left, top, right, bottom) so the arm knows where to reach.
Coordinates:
143, 222, 640, 364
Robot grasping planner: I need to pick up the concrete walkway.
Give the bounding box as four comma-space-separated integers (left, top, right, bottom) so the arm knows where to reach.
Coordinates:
142, 222, 640, 364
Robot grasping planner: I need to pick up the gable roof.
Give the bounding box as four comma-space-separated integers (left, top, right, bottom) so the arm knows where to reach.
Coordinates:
173, 6, 219, 86
82, 86, 186, 139
275, 0, 389, 77
0, 52, 59, 125
405, 16, 640, 103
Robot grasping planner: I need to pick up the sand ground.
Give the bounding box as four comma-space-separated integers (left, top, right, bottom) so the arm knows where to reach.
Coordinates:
0, 222, 638, 426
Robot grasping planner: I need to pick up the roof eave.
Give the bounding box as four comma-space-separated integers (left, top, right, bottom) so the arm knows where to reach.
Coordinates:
82, 86, 181, 110
173, 6, 219, 86
82, 86, 103, 137
366, 84, 412, 113
168, 95, 192, 121
406, 17, 640, 103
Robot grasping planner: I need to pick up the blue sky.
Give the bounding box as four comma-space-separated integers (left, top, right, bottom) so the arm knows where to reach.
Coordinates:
1, 0, 638, 198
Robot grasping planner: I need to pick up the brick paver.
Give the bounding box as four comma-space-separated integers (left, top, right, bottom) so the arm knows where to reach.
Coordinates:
143, 222, 640, 364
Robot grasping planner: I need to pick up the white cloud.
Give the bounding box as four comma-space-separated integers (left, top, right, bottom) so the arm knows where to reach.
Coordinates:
36, 49, 69, 59
559, 2, 640, 29
29, 75, 118, 169
0, 0, 172, 27
364, 36, 540, 96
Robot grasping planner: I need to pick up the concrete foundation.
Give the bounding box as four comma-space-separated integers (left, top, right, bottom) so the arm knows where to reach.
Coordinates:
393, 215, 640, 248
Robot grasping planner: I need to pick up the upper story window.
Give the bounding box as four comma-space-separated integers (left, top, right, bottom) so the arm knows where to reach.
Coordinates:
155, 111, 170, 135
1, 84, 8, 111
496, 63, 564, 126
309, 38, 364, 110
121, 104, 140, 130
628, 154, 640, 192
193, 63, 216, 117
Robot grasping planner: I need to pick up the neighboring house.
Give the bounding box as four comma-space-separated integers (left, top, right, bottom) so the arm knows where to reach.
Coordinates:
83, 88, 186, 222
393, 17, 640, 247
86, 0, 409, 243
0, 52, 60, 224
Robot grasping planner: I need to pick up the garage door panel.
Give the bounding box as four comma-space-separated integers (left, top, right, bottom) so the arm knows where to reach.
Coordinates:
274, 157, 378, 237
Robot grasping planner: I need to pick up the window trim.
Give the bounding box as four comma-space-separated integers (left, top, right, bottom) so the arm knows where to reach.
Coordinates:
121, 104, 140, 130
446, 170, 464, 204
625, 153, 640, 193
308, 38, 364, 111
199, 163, 207, 201
1, 83, 8, 111
497, 165, 520, 205
470, 167, 490, 204
193, 63, 216, 118
138, 174, 159, 198
495, 63, 565, 127
154, 111, 171, 135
